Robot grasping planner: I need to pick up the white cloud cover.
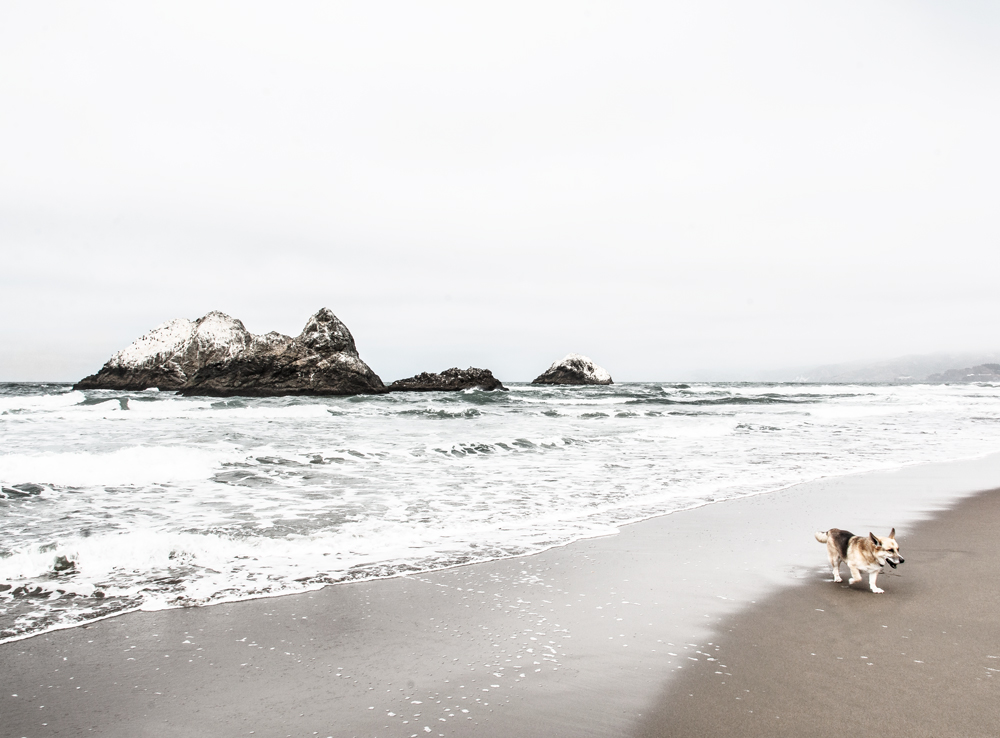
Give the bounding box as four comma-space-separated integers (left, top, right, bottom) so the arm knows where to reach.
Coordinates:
2, 1, 999, 381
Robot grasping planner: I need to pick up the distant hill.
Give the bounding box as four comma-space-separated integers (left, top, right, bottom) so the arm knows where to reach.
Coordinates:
926, 363, 1000, 383
766, 352, 1000, 383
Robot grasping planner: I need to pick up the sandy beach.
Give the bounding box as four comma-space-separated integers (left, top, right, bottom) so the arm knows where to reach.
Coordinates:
635, 484, 1000, 738
4, 453, 1000, 737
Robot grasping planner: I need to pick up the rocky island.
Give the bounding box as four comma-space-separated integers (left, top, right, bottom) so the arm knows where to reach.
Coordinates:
532, 353, 613, 385
387, 367, 506, 392
74, 308, 385, 396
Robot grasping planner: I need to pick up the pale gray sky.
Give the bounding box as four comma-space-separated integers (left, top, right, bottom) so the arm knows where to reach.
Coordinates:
2, 1, 999, 382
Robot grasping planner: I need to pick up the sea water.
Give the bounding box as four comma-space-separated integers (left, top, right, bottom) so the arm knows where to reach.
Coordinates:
2, 381, 999, 642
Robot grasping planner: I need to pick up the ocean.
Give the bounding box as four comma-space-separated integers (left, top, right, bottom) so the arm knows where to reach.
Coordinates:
2, 381, 999, 643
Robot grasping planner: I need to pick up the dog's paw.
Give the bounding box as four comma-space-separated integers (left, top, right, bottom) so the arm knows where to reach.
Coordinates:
871, 587, 884, 594
848, 577, 857, 585
831, 576, 842, 583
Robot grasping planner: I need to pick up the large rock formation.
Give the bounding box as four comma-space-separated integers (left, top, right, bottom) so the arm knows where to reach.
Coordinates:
531, 353, 613, 385
387, 367, 506, 392
74, 308, 385, 396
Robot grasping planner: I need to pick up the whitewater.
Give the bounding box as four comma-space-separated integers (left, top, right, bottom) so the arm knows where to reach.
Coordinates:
2, 381, 1000, 642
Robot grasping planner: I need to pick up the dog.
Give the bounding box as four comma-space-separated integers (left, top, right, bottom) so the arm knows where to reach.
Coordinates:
814, 528, 904, 593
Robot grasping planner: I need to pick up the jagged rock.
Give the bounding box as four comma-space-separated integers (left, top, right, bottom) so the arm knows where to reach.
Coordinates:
532, 353, 613, 385
74, 311, 255, 391
75, 308, 385, 397
926, 363, 1000, 383
388, 367, 506, 392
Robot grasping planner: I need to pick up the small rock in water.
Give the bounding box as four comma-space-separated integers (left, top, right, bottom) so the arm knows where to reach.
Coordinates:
1, 483, 45, 497
531, 354, 613, 385
388, 367, 507, 392
53, 555, 76, 573
12, 585, 48, 598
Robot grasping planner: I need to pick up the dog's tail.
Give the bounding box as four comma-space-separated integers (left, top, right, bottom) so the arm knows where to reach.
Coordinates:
814, 530, 830, 544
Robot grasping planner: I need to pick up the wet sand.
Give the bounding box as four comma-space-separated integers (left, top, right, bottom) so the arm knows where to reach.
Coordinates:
4, 453, 1000, 737
635, 486, 1000, 738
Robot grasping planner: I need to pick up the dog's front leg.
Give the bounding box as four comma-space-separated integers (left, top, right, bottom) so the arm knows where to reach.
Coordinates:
869, 570, 884, 594
848, 565, 862, 585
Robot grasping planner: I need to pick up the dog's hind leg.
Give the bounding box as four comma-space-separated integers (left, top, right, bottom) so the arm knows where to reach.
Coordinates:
828, 554, 843, 582
869, 570, 884, 594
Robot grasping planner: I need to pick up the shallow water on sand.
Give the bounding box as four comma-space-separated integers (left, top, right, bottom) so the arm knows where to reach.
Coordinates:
2, 381, 999, 641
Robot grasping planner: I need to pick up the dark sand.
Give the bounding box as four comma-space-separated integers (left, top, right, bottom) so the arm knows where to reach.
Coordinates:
3, 454, 1000, 737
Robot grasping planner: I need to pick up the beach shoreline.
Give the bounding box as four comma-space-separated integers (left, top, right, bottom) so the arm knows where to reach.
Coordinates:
4, 453, 1000, 737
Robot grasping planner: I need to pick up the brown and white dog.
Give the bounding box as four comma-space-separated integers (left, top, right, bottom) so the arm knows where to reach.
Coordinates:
814, 528, 904, 593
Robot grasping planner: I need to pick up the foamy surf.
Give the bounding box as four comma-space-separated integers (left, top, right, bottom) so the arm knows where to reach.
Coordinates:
2, 381, 1000, 642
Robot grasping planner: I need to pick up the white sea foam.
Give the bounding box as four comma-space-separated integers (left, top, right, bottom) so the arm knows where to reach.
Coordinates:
0, 446, 226, 487
0, 390, 85, 413
3, 381, 1000, 642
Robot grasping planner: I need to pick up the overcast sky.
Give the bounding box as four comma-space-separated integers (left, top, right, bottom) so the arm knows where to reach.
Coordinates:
2, 1, 999, 382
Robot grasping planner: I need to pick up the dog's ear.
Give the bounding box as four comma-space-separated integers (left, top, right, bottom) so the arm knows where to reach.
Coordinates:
889, 528, 895, 539
869, 532, 880, 546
